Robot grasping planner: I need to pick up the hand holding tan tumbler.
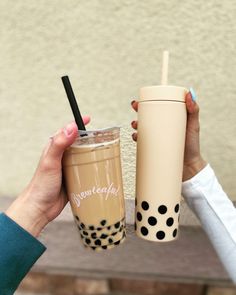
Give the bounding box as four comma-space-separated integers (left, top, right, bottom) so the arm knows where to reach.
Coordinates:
135, 51, 187, 242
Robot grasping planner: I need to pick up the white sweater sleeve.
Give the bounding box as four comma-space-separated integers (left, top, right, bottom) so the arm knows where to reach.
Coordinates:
182, 164, 236, 283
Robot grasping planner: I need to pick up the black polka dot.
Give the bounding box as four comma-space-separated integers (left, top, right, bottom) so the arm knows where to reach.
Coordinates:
137, 212, 142, 222
148, 216, 157, 226
134, 222, 137, 230
91, 233, 97, 239
115, 222, 120, 229
83, 231, 88, 236
156, 231, 165, 240
102, 246, 107, 249
175, 204, 180, 213
112, 231, 117, 236
100, 234, 108, 239
107, 226, 111, 230
89, 226, 95, 230
173, 229, 178, 237
95, 239, 101, 246
75, 216, 79, 221
141, 226, 148, 236
85, 238, 91, 245
114, 240, 120, 245
80, 223, 85, 229
158, 205, 167, 214
100, 220, 107, 226
108, 238, 113, 244
97, 227, 102, 231
166, 217, 174, 227
141, 201, 149, 210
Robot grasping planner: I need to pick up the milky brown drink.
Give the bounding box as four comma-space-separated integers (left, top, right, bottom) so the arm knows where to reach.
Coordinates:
62, 127, 126, 251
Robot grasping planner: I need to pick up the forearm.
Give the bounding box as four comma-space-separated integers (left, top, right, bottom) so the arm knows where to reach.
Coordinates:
182, 165, 236, 283
5, 195, 48, 238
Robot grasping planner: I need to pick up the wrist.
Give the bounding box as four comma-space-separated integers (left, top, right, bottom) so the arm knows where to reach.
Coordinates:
5, 195, 48, 238
183, 156, 207, 182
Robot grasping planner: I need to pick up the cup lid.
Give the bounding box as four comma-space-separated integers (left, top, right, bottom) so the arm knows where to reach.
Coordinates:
140, 85, 188, 102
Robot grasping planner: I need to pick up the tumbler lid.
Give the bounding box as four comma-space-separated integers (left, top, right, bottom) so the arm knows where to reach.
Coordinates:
140, 85, 188, 102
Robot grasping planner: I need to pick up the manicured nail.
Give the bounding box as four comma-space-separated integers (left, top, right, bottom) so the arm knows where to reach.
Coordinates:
131, 121, 135, 126
189, 87, 197, 102
131, 100, 135, 106
64, 122, 75, 137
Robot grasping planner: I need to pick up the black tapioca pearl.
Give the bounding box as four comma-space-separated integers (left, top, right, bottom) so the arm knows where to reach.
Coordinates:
173, 229, 178, 237
97, 227, 102, 231
107, 226, 111, 230
91, 247, 96, 250
80, 223, 85, 229
158, 205, 167, 214
77, 225, 82, 231
75, 215, 79, 221
100, 220, 107, 226
141, 226, 148, 236
100, 234, 108, 239
95, 239, 101, 246
141, 201, 149, 210
119, 225, 124, 232
115, 222, 120, 229
108, 238, 113, 244
148, 216, 157, 226
137, 212, 142, 222
83, 231, 89, 236
175, 204, 180, 213
102, 246, 107, 249
91, 232, 97, 239
89, 226, 95, 230
112, 231, 117, 236
85, 238, 91, 245
114, 240, 121, 245
156, 231, 165, 240
166, 217, 174, 227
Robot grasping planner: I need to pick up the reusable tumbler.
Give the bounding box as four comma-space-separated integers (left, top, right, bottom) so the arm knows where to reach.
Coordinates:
135, 52, 187, 242
63, 127, 126, 251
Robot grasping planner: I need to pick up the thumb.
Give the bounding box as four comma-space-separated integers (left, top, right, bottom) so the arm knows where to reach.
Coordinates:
47, 122, 78, 160
185, 92, 200, 132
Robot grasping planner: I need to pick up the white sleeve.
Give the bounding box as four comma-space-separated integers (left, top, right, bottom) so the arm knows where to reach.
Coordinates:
182, 164, 236, 283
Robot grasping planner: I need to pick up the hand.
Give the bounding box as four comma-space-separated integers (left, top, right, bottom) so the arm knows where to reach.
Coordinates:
131, 92, 207, 182
5, 118, 90, 237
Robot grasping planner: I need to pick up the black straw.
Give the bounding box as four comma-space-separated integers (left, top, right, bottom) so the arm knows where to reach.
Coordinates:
61, 75, 86, 131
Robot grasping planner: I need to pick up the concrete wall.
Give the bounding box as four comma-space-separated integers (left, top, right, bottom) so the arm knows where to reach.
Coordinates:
0, 0, 236, 200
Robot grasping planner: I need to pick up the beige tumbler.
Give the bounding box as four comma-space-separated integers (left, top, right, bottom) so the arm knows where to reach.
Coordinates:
135, 52, 187, 242
63, 127, 126, 251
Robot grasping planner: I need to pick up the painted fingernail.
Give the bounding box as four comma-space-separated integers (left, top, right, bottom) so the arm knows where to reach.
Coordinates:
131, 100, 135, 106
64, 122, 75, 137
189, 87, 197, 102
131, 121, 135, 126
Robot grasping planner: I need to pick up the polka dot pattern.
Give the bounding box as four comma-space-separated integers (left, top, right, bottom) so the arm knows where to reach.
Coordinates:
135, 201, 180, 241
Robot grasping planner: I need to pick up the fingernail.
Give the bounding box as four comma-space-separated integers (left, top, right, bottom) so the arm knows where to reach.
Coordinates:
64, 122, 75, 137
189, 87, 197, 102
131, 121, 135, 126
131, 100, 135, 106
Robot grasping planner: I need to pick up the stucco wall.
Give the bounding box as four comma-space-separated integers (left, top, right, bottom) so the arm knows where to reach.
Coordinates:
0, 0, 236, 200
